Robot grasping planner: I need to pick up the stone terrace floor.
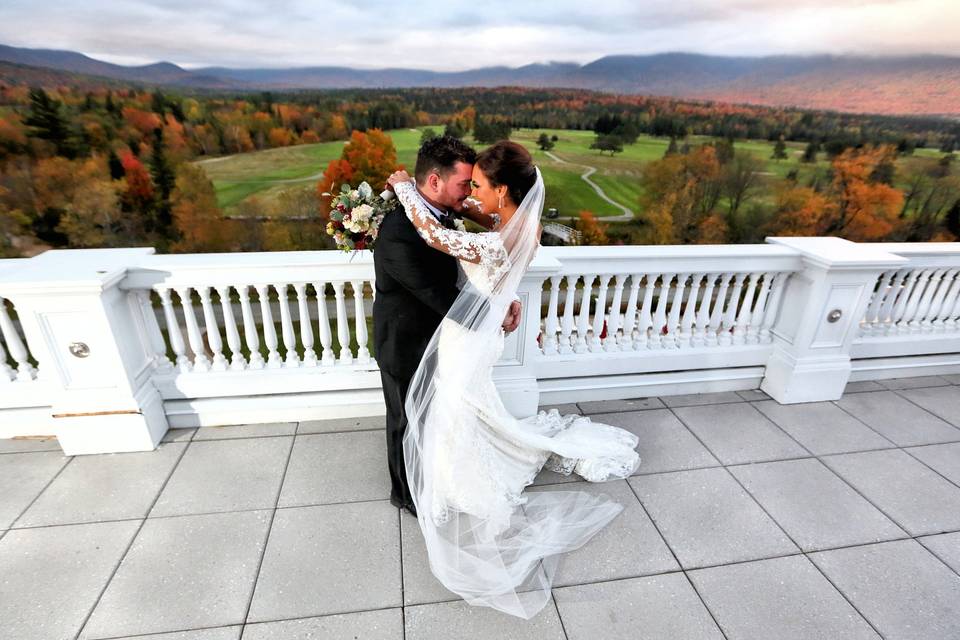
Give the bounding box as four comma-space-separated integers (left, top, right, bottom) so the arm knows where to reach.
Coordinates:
3, 376, 960, 639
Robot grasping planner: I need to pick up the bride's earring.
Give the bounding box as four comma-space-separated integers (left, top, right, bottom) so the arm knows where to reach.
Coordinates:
498, 193, 504, 210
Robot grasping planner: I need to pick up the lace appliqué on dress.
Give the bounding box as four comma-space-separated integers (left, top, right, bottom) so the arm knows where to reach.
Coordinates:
395, 182, 511, 286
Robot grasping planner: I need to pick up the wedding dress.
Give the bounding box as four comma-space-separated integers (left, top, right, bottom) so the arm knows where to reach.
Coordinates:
393, 172, 641, 619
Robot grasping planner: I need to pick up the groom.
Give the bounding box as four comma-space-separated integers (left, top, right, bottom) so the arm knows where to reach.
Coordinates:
373, 135, 521, 517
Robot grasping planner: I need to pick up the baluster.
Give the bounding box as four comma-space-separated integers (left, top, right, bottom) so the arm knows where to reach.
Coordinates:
918, 269, 949, 333
759, 272, 788, 343
590, 274, 612, 352
237, 285, 264, 370
137, 290, 174, 372
679, 273, 702, 348
732, 272, 760, 346
156, 288, 190, 372
292, 283, 317, 367
665, 273, 687, 349
314, 281, 336, 365
274, 283, 299, 367
635, 273, 657, 350
862, 271, 893, 336
718, 274, 744, 347
746, 272, 774, 345
879, 269, 909, 333
620, 274, 642, 351
558, 275, 578, 354
573, 274, 595, 354
945, 274, 960, 332
212, 286, 243, 371
650, 273, 673, 349
693, 273, 717, 348
197, 287, 228, 371
174, 288, 210, 372
0, 335, 13, 382
543, 276, 562, 355
0, 296, 36, 381
605, 274, 627, 351
352, 280, 371, 364
707, 273, 732, 347
901, 270, 932, 335
255, 284, 282, 368
908, 269, 942, 334
332, 281, 353, 364
934, 270, 960, 333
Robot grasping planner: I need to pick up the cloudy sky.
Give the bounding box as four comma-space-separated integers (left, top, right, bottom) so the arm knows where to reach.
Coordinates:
2, 0, 958, 71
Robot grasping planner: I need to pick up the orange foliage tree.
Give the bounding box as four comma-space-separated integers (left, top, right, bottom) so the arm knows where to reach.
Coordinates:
316, 129, 398, 216
639, 145, 723, 244
574, 211, 609, 245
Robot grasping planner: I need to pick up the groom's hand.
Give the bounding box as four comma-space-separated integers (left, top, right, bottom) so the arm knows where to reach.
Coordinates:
502, 300, 522, 333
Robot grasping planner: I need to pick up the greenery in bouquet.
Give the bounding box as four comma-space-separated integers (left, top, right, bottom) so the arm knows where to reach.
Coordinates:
323, 181, 392, 252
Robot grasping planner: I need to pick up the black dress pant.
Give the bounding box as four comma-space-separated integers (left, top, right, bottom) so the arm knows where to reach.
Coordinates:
380, 368, 414, 506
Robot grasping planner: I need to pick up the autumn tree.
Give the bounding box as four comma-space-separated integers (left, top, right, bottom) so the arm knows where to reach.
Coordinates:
171, 163, 236, 252
590, 134, 623, 156
574, 211, 608, 245
639, 145, 723, 243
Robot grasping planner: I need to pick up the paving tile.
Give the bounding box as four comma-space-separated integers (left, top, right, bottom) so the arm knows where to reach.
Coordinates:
79, 511, 270, 639
689, 555, 879, 640
116, 628, 241, 640
836, 391, 960, 447
822, 449, 960, 536
752, 401, 894, 455
297, 415, 385, 434
877, 376, 951, 390
192, 422, 296, 441
942, 373, 960, 385
529, 465, 581, 486
907, 441, 960, 486
661, 391, 745, 407
628, 467, 798, 569
0, 451, 70, 528
843, 381, 886, 393
554, 572, 723, 640
729, 458, 905, 551
580, 409, 719, 476
736, 389, 770, 401
0, 435, 61, 453
529, 480, 679, 585
898, 386, 960, 427
405, 597, 565, 640
150, 437, 292, 517
160, 428, 195, 443
16, 443, 186, 528
918, 532, 960, 575
576, 397, 664, 414
400, 510, 460, 606
672, 403, 809, 465
0, 520, 140, 640
248, 501, 400, 621
279, 431, 391, 507
242, 609, 401, 639
809, 539, 960, 640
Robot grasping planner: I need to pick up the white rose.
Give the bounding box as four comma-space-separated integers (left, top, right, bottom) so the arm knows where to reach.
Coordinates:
353, 204, 374, 222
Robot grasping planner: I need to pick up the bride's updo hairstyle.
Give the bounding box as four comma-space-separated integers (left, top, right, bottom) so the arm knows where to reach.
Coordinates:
476, 141, 537, 208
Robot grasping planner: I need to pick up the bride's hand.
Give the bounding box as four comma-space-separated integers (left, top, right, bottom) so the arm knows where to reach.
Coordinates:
387, 170, 411, 188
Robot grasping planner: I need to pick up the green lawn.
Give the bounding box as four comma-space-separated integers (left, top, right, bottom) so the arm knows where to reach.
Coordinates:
197, 125, 954, 222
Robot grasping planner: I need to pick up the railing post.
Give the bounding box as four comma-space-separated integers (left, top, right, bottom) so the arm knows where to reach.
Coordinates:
0, 248, 169, 454
494, 253, 561, 417
760, 237, 907, 404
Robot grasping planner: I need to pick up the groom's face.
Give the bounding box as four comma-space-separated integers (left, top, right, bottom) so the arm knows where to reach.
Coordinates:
426, 161, 474, 211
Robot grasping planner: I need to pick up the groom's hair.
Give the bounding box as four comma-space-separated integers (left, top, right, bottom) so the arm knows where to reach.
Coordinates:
415, 136, 477, 185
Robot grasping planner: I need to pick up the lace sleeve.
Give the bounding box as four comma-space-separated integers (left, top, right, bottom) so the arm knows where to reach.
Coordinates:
395, 181, 508, 269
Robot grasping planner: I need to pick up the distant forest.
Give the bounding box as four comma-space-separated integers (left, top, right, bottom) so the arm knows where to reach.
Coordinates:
1, 81, 958, 257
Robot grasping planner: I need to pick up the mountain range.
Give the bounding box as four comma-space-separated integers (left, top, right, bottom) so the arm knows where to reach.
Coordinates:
1, 43, 958, 117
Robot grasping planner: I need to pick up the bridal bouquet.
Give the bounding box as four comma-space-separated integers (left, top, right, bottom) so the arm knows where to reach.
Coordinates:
323, 181, 393, 252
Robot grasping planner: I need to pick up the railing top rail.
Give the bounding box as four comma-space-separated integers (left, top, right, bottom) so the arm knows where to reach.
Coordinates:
537, 244, 802, 274
859, 242, 960, 264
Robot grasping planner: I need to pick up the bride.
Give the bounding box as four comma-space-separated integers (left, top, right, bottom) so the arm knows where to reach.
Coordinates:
386, 141, 641, 619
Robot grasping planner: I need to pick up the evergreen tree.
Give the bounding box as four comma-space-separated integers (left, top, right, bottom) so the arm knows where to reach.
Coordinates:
537, 132, 555, 151
772, 137, 788, 160
149, 127, 177, 239
664, 136, 679, 157
107, 149, 125, 180
802, 141, 819, 163
420, 128, 438, 145
24, 88, 76, 158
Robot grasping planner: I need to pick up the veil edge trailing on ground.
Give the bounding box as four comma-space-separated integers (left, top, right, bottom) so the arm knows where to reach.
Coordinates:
400, 168, 628, 619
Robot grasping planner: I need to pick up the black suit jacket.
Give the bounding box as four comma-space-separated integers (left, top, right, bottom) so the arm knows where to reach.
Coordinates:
373, 204, 460, 379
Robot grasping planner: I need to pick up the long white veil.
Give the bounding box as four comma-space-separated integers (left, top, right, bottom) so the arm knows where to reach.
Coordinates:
401, 168, 629, 619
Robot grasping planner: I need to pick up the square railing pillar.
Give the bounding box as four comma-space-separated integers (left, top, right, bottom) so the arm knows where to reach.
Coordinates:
1, 248, 169, 454
760, 237, 907, 404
